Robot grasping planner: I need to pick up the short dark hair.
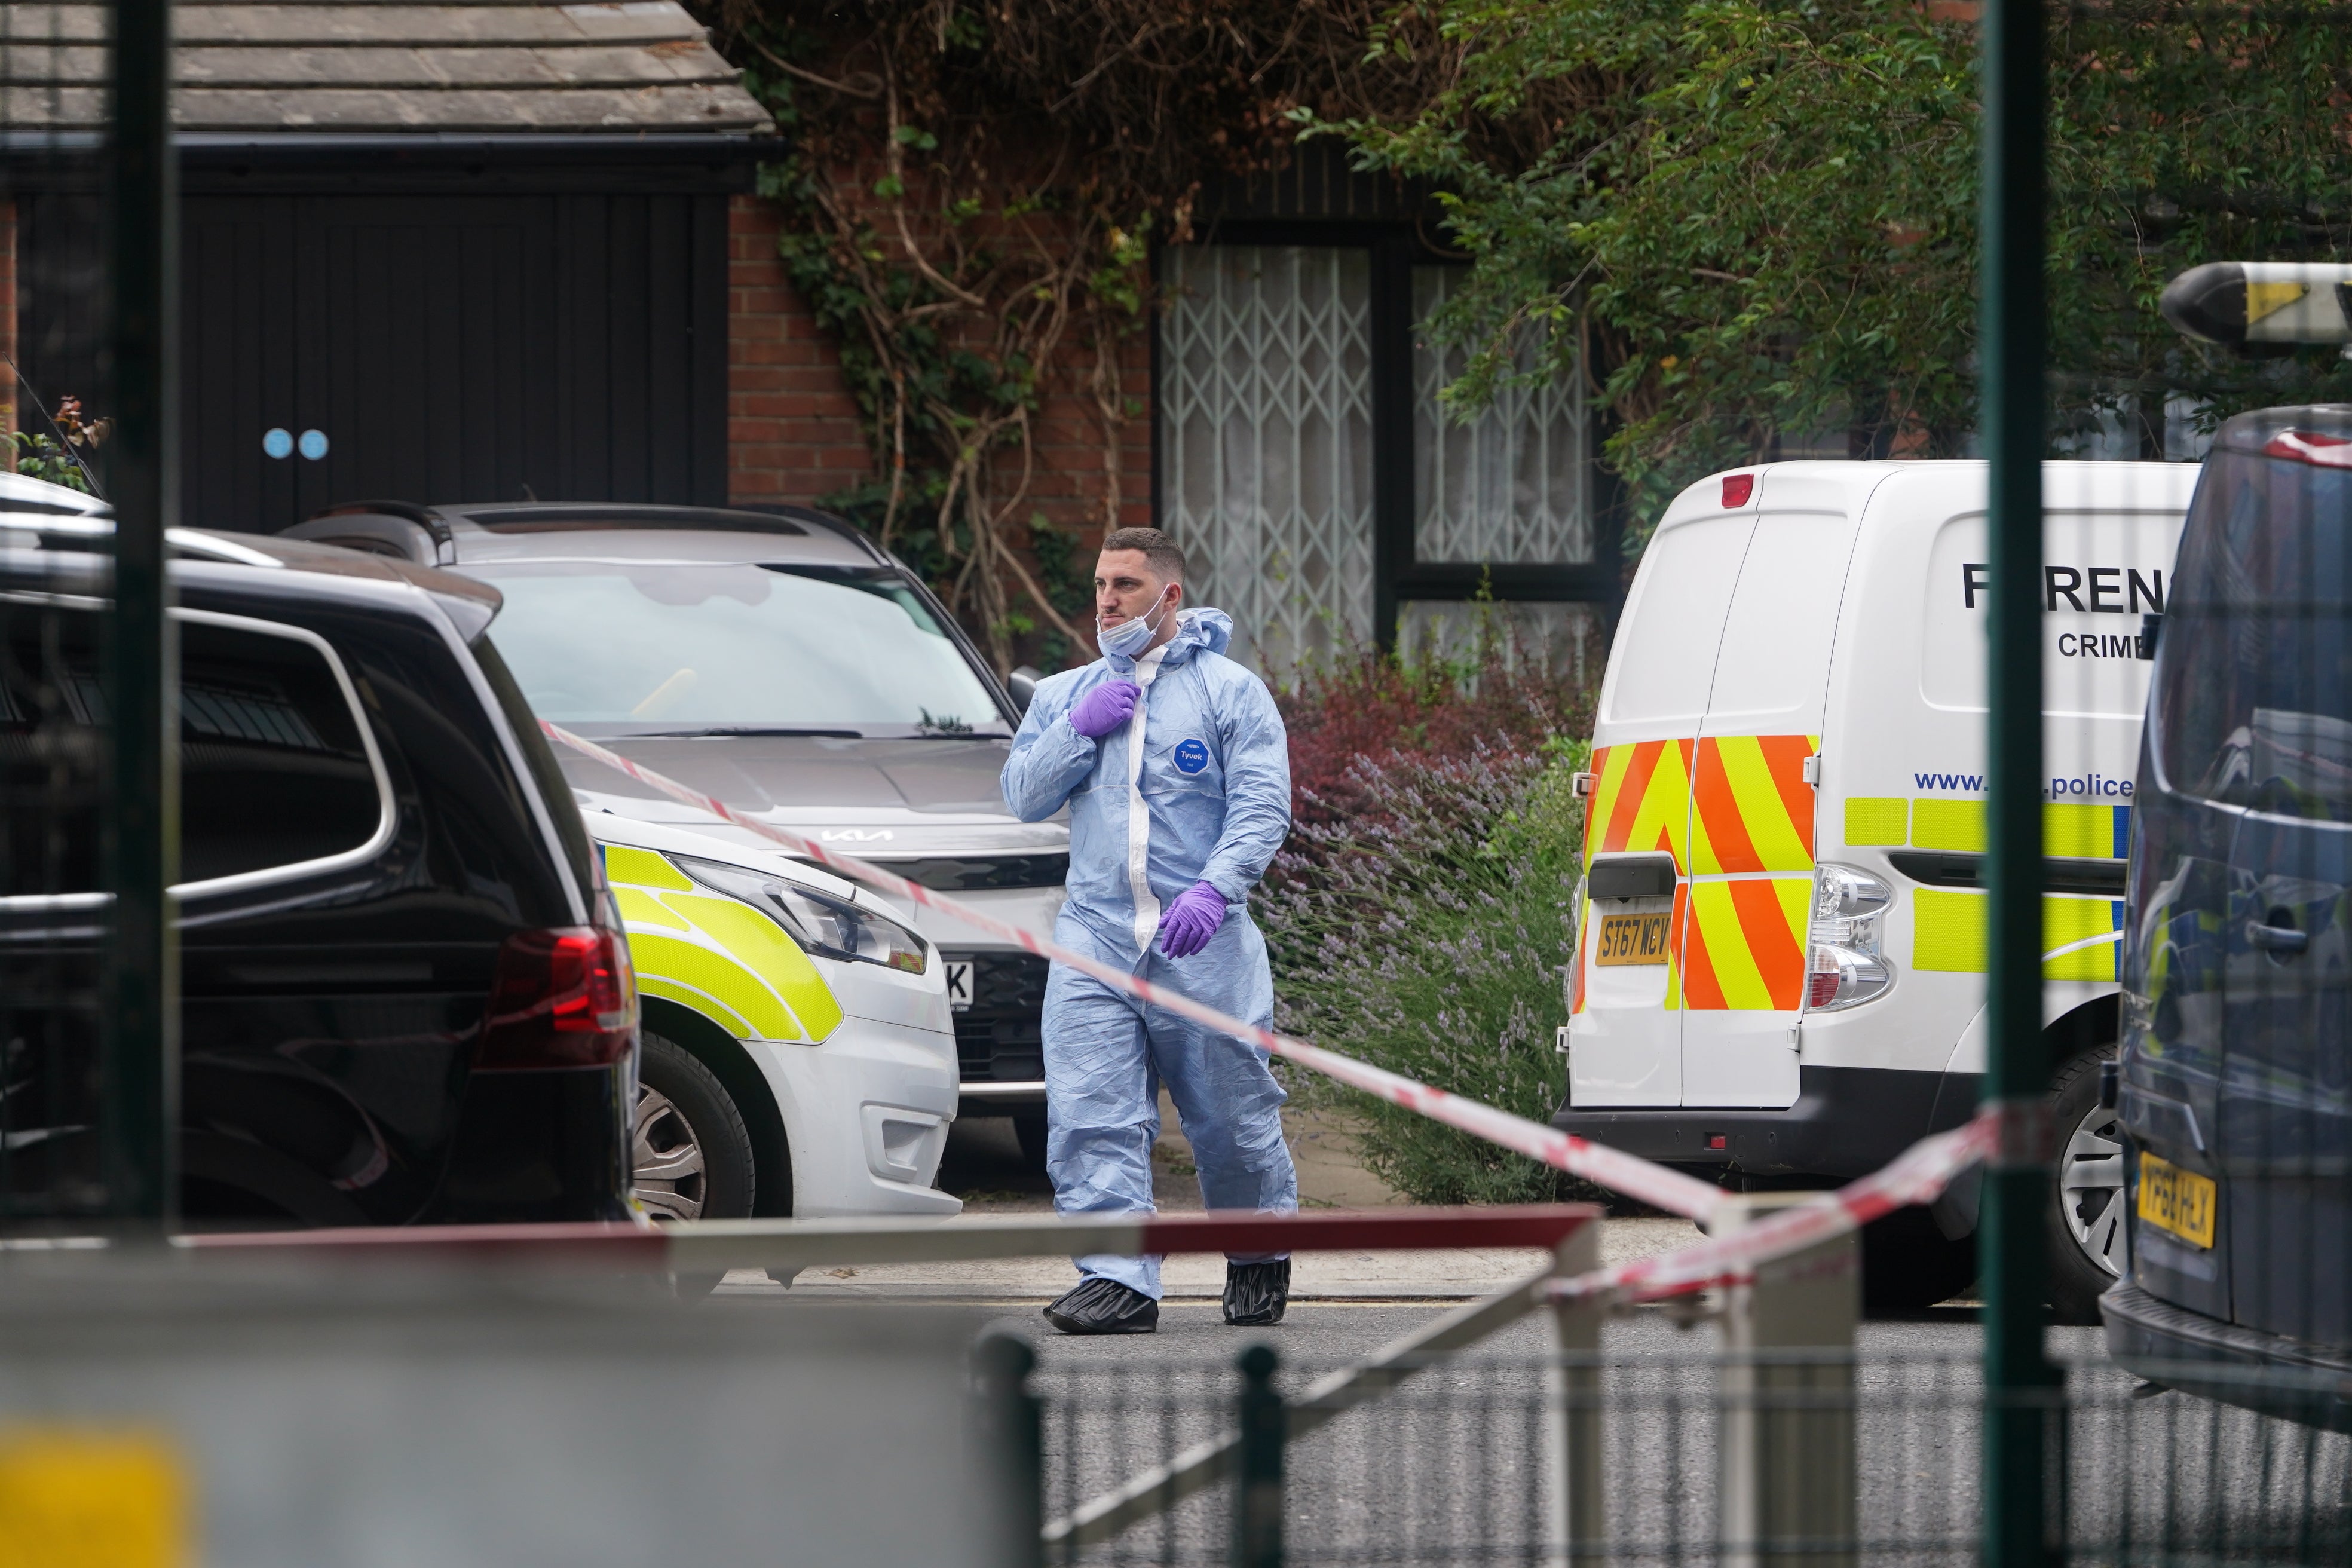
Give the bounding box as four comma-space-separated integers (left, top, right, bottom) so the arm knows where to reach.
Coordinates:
1100, 526, 1187, 584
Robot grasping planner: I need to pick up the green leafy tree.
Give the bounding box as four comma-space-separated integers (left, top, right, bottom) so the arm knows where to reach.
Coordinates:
1309, 0, 2352, 546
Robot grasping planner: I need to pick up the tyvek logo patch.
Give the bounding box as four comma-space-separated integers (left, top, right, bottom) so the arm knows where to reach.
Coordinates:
1173, 739, 1210, 775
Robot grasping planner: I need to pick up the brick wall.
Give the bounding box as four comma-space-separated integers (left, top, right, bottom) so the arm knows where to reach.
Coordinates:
724, 191, 1153, 570
727, 195, 872, 507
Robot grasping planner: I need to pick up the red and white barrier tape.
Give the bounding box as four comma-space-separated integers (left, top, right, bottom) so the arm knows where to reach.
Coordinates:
1548, 1107, 1998, 1307
545, 722, 1728, 1223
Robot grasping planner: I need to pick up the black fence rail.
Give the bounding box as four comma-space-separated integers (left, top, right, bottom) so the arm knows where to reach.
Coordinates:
1022, 1339, 2352, 1568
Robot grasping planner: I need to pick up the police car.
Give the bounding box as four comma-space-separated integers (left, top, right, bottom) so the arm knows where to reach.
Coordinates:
588, 814, 960, 1220
1558, 459, 2201, 1315
280, 501, 1067, 1164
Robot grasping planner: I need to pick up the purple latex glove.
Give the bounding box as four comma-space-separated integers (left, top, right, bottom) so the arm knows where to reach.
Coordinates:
1157, 881, 1227, 958
1067, 678, 1141, 740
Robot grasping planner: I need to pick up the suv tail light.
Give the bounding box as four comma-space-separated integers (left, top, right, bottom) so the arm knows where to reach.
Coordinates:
1805, 863, 1894, 1011
478, 926, 638, 1070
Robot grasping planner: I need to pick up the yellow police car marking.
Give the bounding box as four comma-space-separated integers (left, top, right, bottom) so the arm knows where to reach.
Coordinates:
666, 893, 847, 1040
624, 930, 803, 1040
1910, 889, 2123, 979
604, 843, 696, 892
1911, 798, 1985, 852
636, 974, 754, 1040
1844, 797, 1908, 846
0, 1430, 188, 1568
603, 852, 849, 1044
614, 887, 690, 931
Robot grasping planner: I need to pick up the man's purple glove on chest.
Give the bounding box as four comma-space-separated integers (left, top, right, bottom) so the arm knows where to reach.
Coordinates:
1068, 679, 1141, 739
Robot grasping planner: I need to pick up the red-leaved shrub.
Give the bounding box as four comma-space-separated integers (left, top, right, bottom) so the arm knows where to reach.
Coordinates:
1278, 642, 1597, 831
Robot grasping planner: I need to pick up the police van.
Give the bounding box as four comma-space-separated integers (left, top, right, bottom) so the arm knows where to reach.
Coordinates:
1558, 460, 2200, 1315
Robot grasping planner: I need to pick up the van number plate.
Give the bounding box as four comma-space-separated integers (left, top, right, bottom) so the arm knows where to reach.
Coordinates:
2137, 1150, 2216, 1250
945, 960, 973, 1011
1595, 912, 1673, 967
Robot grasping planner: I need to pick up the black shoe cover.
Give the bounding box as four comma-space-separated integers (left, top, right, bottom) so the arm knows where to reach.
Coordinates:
1043, 1276, 1159, 1335
1223, 1259, 1290, 1326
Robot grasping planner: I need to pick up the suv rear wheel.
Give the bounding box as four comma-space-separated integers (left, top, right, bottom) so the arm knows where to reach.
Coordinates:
632, 1032, 756, 1222
2048, 1042, 2125, 1324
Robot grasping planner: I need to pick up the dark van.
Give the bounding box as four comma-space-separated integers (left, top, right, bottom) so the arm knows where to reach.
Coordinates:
1, 507, 636, 1227
2108, 404, 2352, 1426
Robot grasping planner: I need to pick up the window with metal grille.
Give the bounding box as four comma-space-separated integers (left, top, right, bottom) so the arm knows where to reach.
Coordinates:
1156, 238, 1615, 677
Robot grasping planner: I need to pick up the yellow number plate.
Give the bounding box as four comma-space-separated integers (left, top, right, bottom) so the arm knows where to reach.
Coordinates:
2137, 1150, 2217, 1250
1595, 912, 1674, 967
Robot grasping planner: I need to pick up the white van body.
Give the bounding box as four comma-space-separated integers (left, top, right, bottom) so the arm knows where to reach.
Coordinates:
1556, 460, 2198, 1180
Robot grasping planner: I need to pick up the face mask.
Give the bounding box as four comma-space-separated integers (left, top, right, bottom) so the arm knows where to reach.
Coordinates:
1098, 592, 1171, 660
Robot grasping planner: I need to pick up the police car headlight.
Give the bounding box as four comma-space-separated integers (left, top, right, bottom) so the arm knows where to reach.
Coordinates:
1806, 863, 1893, 1011
673, 856, 930, 975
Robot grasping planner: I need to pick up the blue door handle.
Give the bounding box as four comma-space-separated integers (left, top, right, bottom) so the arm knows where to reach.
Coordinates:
2249, 922, 2310, 955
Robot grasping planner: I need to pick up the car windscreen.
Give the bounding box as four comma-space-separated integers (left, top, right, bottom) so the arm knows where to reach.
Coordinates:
2155, 433, 2352, 817
458, 559, 1011, 738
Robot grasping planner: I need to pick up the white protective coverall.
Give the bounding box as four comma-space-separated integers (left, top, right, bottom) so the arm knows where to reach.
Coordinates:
1000, 607, 1298, 1298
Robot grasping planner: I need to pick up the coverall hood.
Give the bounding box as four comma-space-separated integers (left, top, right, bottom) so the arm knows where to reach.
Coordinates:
1105, 605, 1234, 673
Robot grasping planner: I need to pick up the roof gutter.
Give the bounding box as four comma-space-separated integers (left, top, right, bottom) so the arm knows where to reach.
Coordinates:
0, 131, 788, 193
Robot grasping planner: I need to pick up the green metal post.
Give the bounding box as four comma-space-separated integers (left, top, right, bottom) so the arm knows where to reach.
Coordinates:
972, 1335, 1044, 1568
1979, 0, 2062, 1563
100, 0, 179, 1223
1232, 1345, 1283, 1568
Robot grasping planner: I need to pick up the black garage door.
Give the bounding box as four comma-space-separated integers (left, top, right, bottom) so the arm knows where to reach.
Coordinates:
19, 188, 730, 534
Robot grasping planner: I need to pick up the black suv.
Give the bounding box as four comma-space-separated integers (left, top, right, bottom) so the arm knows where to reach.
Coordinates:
1, 501, 635, 1226
2108, 405, 2352, 1426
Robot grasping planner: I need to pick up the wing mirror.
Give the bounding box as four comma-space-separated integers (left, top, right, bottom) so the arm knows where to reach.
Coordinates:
1006, 665, 1042, 717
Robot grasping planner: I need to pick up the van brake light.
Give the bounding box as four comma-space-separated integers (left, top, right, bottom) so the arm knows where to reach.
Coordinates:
1722, 473, 1756, 508
478, 926, 638, 1070
1805, 864, 1894, 1012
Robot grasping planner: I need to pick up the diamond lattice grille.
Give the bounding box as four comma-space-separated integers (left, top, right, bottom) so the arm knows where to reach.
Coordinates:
1159, 246, 1374, 675
1411, 267, 1592, 565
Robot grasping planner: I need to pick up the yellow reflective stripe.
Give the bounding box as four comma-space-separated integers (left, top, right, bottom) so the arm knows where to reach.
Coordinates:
2042, 896, 2123, 982
1909, 890, 2123, 979
1912, 889, 1987, 972
1686, 883, 1765, 1009
1844, 797, 1907, 846
1720, 736, 1812, 871
626, 929, 802, 1040
1624, 743, 1692, 870
1584, 744, 1640, 867
2043, 804, 2118, 859
614, 887, 689, 931
1905, 800, 2126, 859
1911, 798, 1986, 852
666, 893, 847, 1041
637, 974, 754, 1040
604, 844, 694, 892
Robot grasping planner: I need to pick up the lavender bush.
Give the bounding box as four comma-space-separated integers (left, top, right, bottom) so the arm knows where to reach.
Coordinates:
1261, 737, 1595, 1205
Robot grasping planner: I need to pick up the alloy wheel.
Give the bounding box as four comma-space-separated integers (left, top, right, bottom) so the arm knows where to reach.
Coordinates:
632, 1085, 708, 1221
2058, 1096, 2127, 1278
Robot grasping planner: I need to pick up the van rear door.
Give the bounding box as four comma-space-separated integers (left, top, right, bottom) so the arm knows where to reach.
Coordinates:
1679, 475, 1855, 1108
1573, 500, 1753, 1107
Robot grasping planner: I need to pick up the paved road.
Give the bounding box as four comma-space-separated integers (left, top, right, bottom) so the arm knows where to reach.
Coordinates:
962, 1303, 2344, 1567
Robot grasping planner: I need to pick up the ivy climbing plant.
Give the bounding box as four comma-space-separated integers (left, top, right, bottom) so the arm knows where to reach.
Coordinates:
702, 0, 1447, 671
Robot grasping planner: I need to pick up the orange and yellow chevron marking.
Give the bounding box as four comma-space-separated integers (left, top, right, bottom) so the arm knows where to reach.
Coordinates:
1585, 739, 1694, 871
1679, 877, 1810, 1010
1690, 734, 1820, 874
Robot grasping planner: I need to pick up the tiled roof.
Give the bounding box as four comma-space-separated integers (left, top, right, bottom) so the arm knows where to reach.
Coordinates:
0, 0, 773, 133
